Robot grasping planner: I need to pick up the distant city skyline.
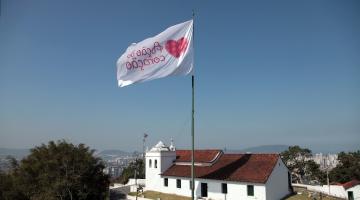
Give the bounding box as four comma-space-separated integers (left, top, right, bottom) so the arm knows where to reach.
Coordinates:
0, 1, 359, 152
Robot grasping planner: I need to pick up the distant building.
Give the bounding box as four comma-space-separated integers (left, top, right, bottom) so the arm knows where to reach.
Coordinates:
101, 152, 141, 178
312, 153, 338, 170
104, 165, 123, 178
145, 141, 292, 200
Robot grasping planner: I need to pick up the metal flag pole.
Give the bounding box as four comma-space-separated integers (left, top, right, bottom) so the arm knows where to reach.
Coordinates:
191, 10, 195, 200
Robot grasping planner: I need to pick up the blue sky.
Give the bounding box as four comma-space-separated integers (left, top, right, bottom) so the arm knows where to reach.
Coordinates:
0, 0, 359, 152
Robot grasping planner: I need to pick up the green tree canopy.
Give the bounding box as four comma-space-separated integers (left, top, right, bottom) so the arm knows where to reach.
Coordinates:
281, 145, 325, 184
0, 170, 28, 200
1, 140, 109, 200
329, 151, 360, 183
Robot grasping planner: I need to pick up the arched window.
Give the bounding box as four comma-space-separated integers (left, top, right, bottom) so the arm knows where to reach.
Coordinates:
155, 159, 158, 168
149, 159, 152, 168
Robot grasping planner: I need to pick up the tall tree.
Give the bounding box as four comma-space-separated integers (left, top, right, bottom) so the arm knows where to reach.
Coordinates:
0, 170, 28, 200
281, 146, 325, 184
9, 140, 109, 200
329, 151, 360, 183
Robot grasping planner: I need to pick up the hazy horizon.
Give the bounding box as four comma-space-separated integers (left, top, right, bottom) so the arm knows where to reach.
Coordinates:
0, 143, 357, 154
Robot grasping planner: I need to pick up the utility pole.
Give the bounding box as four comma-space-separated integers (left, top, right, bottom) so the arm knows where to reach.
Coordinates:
326, 155, 330, 195
139, 133, 147, 200
135, 169, 138, 200
323, 155, 330, 195
143, 133, 148, 160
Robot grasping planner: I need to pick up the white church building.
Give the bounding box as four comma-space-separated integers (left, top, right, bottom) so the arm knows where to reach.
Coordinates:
145, 141, 292, 200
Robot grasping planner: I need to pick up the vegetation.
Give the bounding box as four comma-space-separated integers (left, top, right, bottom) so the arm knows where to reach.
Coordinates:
281, 146, 326, 184
281, 146, 360, 185
0, 140, 109, 200
0, 170, 28, 200
114, 158, 144, 184
329, 150, 360, 183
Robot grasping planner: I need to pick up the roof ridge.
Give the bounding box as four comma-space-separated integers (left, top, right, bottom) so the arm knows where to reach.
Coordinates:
162, 153, 281, 184
203, 154, 252, 180
176, 149, 222, 151
223, 153, 280, 156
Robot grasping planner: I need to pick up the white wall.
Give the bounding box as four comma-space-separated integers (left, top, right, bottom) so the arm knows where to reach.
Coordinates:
145, 151, 176, 192
110, 183, 125, 189
127, 178, 146, 186
346, 185, 360, 200
206, 180, 227, 200
266, 158, 291, 200
158, 177, 191, 197
156, 177, 267, 200
225, 181, 266, 200
145, 152, 160, 191
293, 183, 347, 198
293, 184, 360, 199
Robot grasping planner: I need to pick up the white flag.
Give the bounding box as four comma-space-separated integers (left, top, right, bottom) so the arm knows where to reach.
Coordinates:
116, 20, 193, 87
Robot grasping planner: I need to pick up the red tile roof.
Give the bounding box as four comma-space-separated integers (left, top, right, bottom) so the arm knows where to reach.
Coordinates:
175, 150, 222, 163
162, 152, 280, 183
341, 179, 360, 190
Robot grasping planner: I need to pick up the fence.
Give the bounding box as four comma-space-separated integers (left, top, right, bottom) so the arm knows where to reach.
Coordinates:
293, 183, 347, 199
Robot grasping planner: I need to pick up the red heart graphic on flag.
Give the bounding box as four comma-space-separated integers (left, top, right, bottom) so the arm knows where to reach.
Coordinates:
165, 37, 188, 58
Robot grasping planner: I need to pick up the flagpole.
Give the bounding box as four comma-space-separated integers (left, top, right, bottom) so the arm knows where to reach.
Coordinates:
191, 10, 195, 200
191, 74, 195, 200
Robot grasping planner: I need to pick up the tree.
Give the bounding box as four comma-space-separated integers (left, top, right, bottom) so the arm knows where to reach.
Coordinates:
281, 146, 325, 184
115, 159, 144, 184
5, 155, 18, 169
329, 151, 360, 183
5, 140, 109, 200
0, 170, 28, 200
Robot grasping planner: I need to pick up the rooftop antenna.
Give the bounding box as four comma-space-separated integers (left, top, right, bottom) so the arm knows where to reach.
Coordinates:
143, 133, 148, 160
170, 138, 176, 151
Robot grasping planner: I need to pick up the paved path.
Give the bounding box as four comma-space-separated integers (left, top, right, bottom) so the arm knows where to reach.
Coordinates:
110, 185, 130, 200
